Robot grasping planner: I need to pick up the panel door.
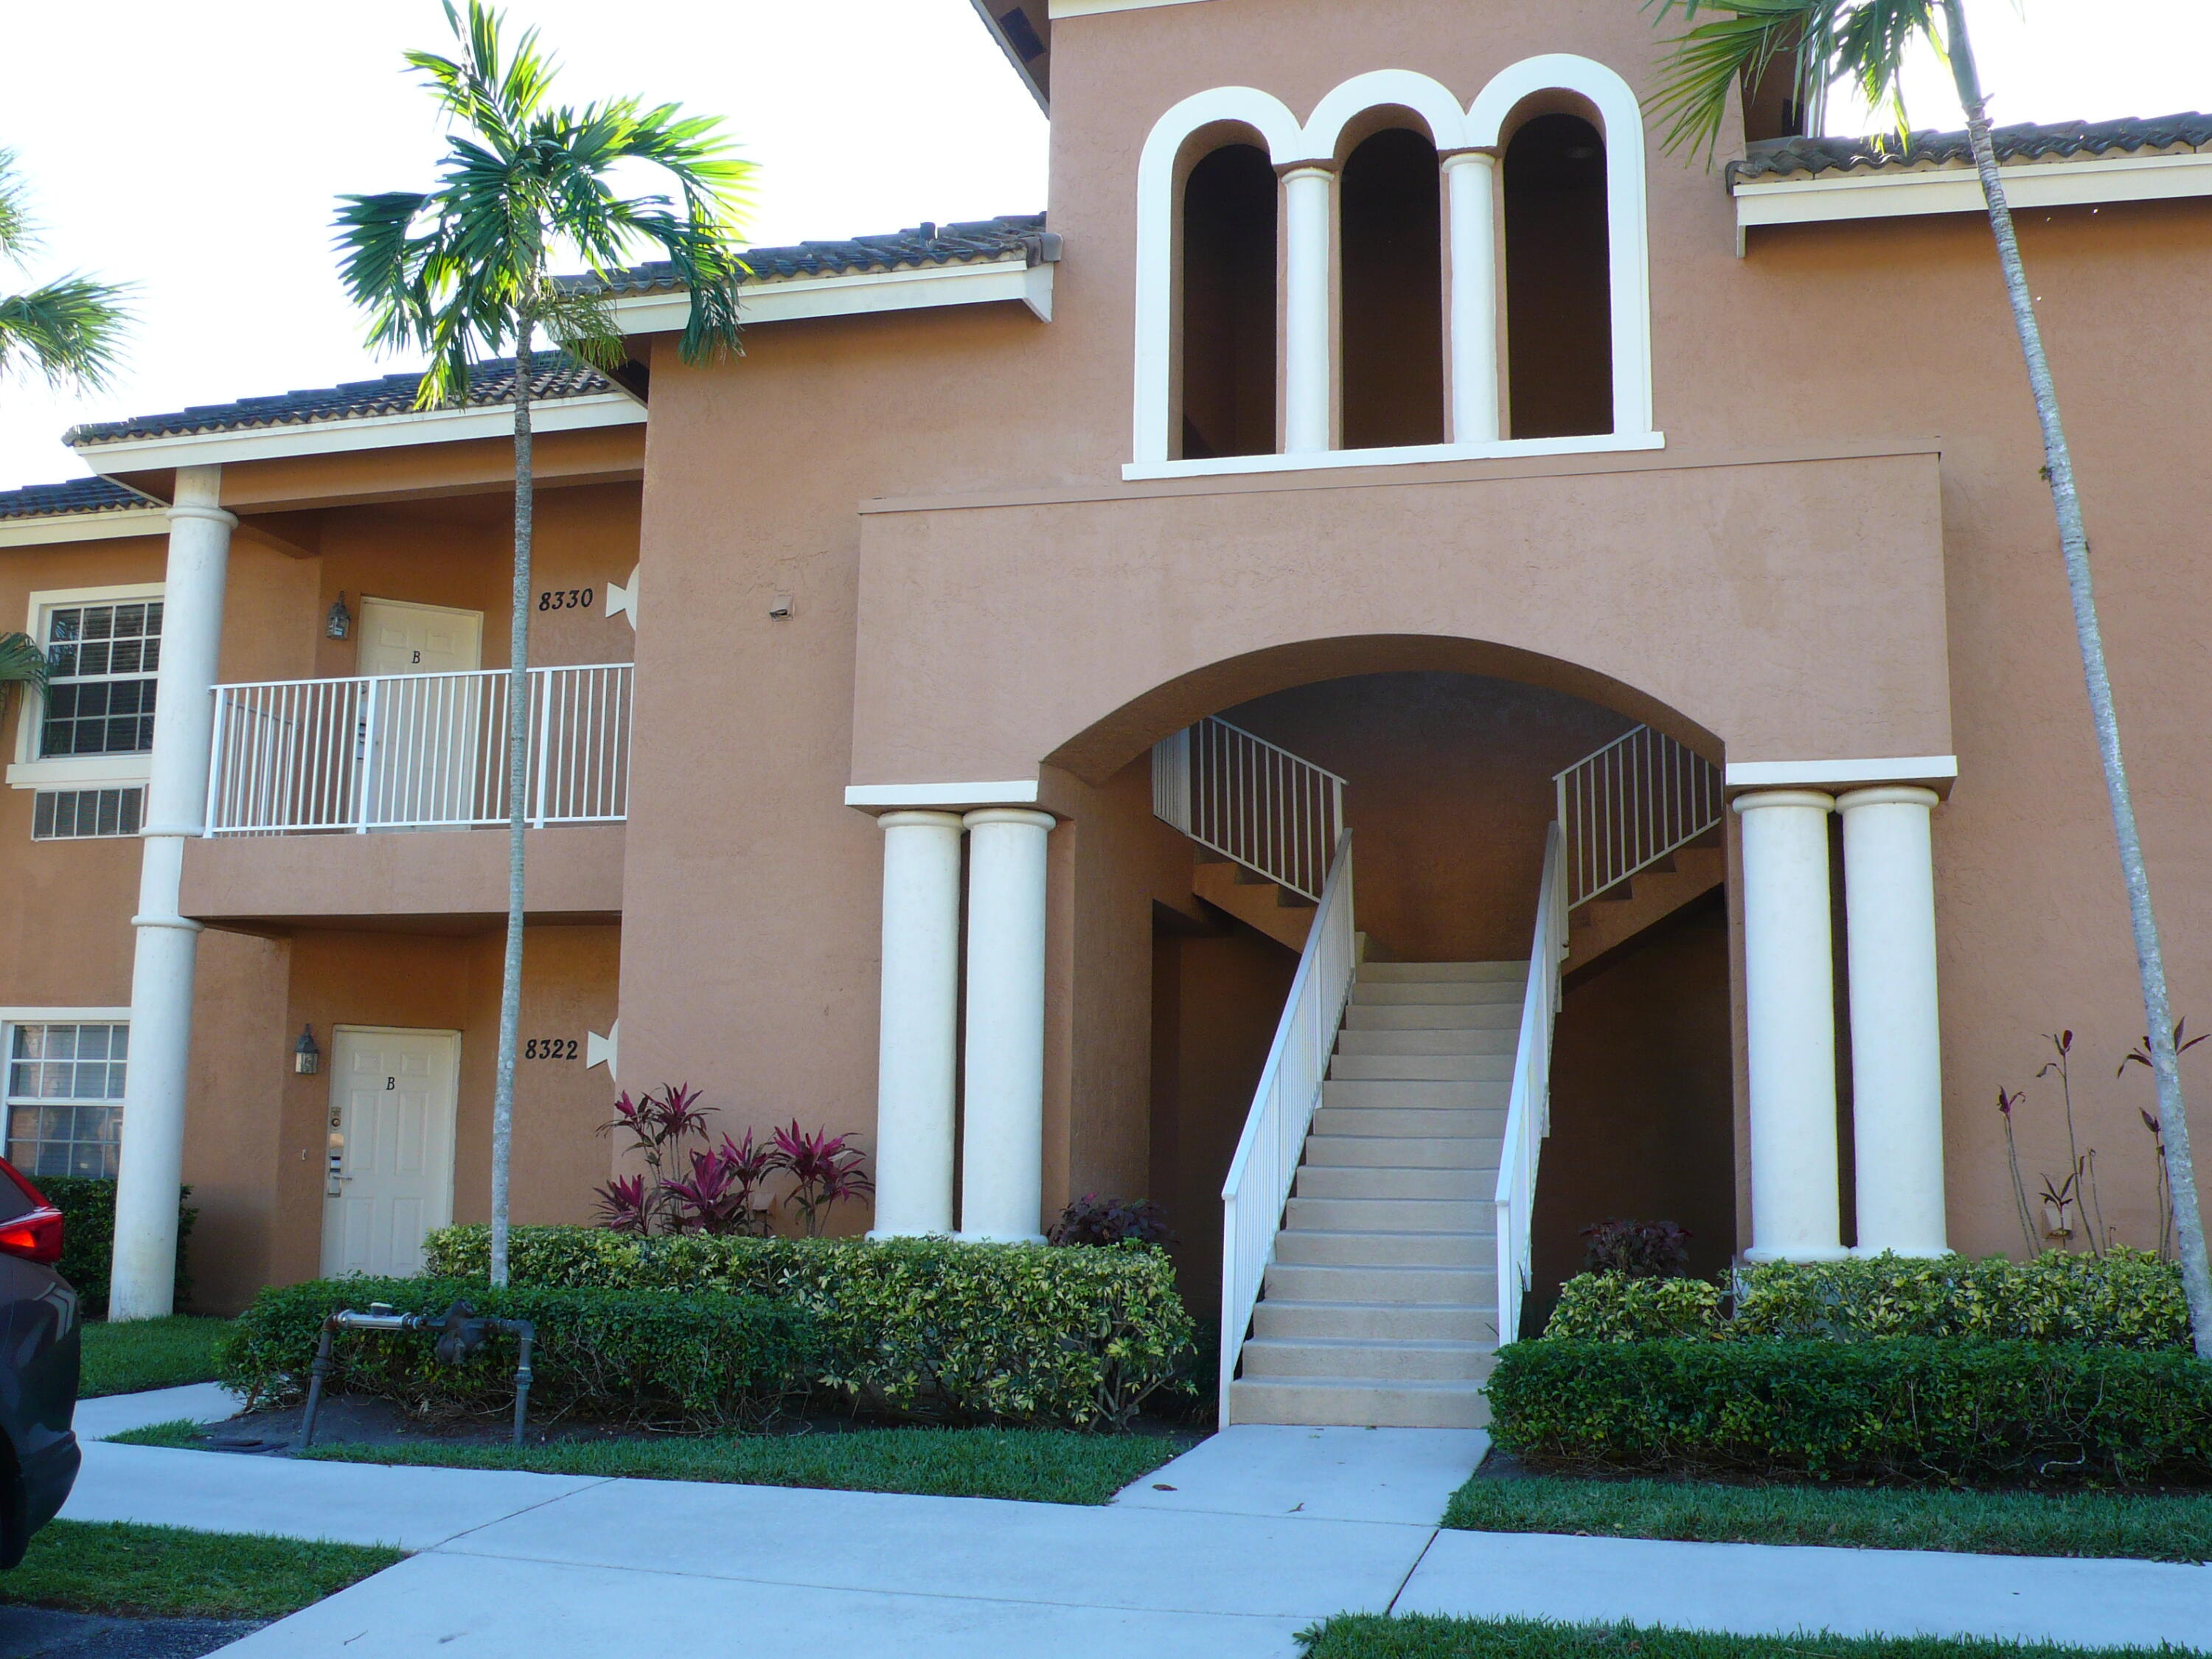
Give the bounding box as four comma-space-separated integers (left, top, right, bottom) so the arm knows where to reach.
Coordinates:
355, 599, 487, 826
321, 1027, 459, 1279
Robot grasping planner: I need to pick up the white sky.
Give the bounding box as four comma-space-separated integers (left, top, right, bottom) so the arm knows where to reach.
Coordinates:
1, 0, 2207, 490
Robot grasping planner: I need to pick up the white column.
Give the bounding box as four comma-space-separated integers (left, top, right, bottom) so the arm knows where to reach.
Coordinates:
1839, 786, 1948, 1256
1734, 789, 1847, 1262
1281, 163, 1336, 455
111, 465, 234, 1320
1443, 149, 1500, 445
959, 807, 1055, 1243
868, 810, 964, 1239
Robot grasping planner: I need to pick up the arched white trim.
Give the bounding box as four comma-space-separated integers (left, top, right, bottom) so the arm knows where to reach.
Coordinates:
1133, 87, 1305, 467
1467, 53, 1655, 438
1300, 69, 1470, 160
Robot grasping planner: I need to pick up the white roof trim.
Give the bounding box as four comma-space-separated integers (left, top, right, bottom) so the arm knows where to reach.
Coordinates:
66, 390, 646, 471
1051, 0, 1213, 15
1726, 755, 1958, 789
845, 779, 1040, 809
0, 507, 170, 547
612, 255, 1054, 336
1734, 150, 2212, 246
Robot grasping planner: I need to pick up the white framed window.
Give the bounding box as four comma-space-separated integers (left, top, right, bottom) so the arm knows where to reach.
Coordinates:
32, 786, 145, 840
8, 582, 164, 792
4, 1015, 130, 1179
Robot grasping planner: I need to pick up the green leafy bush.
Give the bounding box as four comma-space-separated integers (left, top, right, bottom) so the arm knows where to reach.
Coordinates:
32, 1178, 196, 1318
425, 1224, 1198, 1429
1546, 1251, 2187, 1349
220, 1277, 822, 1428
1546, 1274, 1722, 1341
1487, 1337, 2212, 1486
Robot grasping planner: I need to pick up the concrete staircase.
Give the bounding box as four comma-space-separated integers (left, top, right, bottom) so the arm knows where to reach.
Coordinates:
1565, 831, 1725, 973
1228, 960, 1517, 1429
1191, 853, 1318, 953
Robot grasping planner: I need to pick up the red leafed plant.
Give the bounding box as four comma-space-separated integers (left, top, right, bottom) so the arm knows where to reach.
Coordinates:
770, 1121, 874, 1238
594, 1083, 717, 1237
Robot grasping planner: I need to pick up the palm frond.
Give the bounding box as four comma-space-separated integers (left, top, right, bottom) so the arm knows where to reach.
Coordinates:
0, 148, 35, 267
0, 275, 133, 392
0, 630, 47, 722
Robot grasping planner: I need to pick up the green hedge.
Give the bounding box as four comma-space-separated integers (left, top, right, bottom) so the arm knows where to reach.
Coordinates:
220, 1278, 822, 1428
1486, 1338, 2212, 1485
425, 1224, 1198, 1429
1546, 1251, 2188, 1349
32, 1178, 196, 1318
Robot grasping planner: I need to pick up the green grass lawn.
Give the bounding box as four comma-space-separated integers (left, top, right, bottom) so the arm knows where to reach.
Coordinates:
0, 1520, 400, 1621
112, 1419, 1186, 1506
1298, 1618, 2197, 1659
1444, 1474, 2212, 1564
77, 1315, 229, 1398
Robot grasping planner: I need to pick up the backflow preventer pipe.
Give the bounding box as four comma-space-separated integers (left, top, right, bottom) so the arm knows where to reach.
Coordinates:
296, 1302, 537, 1450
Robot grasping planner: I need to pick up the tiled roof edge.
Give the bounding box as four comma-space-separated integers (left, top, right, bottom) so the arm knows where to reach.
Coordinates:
1730, 111, 2212, 184
0, 476, 163, 523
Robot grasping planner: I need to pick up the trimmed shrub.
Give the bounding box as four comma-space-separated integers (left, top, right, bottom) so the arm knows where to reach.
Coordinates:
33, 1177, 196, 1318
426, 1224, 1198, 1429
1546, 1273, 1722, 1341
1545, 1251, 2188, 1349
220, 1277, 822, 1428
1486, 1337, 2212, 1486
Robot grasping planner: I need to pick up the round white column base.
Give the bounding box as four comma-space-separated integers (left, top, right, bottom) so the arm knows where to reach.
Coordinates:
955, 1230, 1048, 1246
1744, 1244, 1856, 1264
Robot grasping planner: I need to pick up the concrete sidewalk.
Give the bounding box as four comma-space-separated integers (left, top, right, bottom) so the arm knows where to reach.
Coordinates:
51, 1408, 2212, 1657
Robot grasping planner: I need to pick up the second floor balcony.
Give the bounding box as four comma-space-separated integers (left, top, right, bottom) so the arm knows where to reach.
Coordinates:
206, 662, 633, 836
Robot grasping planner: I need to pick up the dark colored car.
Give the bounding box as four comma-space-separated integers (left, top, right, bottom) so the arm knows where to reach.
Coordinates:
0, 1158, 78, 1568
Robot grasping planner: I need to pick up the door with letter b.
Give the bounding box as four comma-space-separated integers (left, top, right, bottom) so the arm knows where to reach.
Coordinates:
321, 1027, 459, 1278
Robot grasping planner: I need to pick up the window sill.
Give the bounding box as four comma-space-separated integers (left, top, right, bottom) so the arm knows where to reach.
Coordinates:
1121, 429, 1665, 483
7, 756, 154, 791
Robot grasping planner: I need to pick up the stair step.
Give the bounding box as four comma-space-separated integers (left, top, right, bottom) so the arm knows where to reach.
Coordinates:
1295, 1164, 1495, 1200
1239, 1335, 1500, 1383
1284, 1196, 1492, 1233
1302, 1134, 1500, 1170
1335, 1029, 1521, 1056
1323, 1080, 1509, 1110
1352, 982, 1524, 1006
1330, 1052, 1514, 1082
1274, 1228, 1495, 1268
1343, 1004, 1522, 1031
1312, 1107, 1507, 1138
1357, 962, 1526, 983
1263, 1262, 1500, 1304
1253, 1299, 1495, 1342
1228, 1377, 1492, 1429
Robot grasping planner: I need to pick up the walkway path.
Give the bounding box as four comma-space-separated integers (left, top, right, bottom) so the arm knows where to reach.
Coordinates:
53, 1411, 2212, 1657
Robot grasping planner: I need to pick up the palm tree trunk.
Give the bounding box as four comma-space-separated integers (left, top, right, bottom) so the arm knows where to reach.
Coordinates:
491, 320, 535, 1289
1939, 0, 2212, 1359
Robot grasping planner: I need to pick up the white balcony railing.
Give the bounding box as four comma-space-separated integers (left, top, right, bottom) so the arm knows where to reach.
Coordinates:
206, 664, 633, 835
1554, 724, 1722, 909
1152, 717, 1348, 902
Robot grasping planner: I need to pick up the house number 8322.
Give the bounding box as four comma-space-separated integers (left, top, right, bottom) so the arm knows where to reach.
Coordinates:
525, 1038, 580, 1060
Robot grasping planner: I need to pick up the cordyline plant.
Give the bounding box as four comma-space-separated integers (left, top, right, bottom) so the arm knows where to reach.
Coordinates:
1642, 0, 2212, 1359
594, 1083, 715, 1236
335, 0, 753, 1287
2121, 1021, 2207, 1264
770, 1122, 874, 1239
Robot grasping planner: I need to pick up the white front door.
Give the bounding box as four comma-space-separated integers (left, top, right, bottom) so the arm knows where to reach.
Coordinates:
321, 1027, 460, 1279
355, 599, 487, 826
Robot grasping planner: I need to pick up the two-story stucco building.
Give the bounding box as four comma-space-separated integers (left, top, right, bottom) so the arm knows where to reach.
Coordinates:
4, 0, 2208, 1427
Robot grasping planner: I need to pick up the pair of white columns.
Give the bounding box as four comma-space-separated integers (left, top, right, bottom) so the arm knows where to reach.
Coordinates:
1279, 150, 1501, 456
870, 807, 1057, 1243
1735, 786, 1947, 1261
111, 466, 234, 1320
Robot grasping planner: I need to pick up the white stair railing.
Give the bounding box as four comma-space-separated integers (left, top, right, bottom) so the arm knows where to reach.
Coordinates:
1218, 832, 1356, 1425
1554, 724, 1722, 910
1494, 822, 1568, 1346
206, 664, 633, 835
1153, 717, 1347, 901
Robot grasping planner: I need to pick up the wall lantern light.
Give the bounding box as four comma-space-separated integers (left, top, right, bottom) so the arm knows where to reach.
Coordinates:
325, 592, 352, 640
295, 1024, 321, 1076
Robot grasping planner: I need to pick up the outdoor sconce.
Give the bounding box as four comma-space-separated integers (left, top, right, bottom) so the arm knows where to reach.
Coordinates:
294, 1025, 321, 1076
325, 592, 352, 640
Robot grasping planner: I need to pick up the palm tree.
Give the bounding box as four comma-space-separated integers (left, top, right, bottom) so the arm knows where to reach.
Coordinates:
0, 147, 131, 394
1644, 0, 2212, 1360
335, 0, 753, 1286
